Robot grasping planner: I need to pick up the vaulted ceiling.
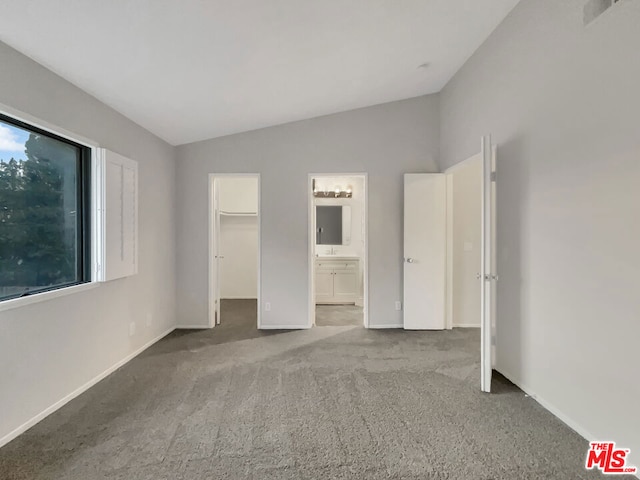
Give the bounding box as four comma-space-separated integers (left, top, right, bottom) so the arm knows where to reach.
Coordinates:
0, 1, 520, 145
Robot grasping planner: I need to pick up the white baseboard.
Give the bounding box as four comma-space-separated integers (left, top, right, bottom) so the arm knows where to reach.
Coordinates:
220, 297, 257, 300
0, 327, 175, 449
454, 324, 480, 328
496, 368, 622, 471
175, 324, 212, 329
494, 369, 640, 479
499, 370, 640, 479
368, 324, 403, 329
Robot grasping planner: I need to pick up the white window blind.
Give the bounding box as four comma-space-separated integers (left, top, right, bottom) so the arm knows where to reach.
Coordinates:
96, 148, 138, 281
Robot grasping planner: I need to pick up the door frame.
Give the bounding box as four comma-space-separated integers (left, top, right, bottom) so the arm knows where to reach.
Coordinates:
307, 173, 369, 328
208, 173, 262, 329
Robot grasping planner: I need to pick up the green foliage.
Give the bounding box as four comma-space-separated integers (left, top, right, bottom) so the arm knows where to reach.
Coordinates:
0, 133, 78, 296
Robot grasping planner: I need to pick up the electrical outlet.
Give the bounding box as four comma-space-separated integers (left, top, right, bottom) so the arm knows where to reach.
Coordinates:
146, 313, 152, 327
395, 301, 402, 311
265, 302, 271, 312
129, 322, 136, 336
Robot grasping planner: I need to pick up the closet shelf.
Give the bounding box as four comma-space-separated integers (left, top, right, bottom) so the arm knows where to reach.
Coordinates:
219, 210, 257, 217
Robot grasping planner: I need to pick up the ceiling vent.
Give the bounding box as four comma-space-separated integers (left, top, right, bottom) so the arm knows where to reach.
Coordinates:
584, 0, 622, 25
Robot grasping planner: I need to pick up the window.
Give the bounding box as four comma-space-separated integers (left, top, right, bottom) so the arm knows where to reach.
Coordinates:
0, 113, 91, 301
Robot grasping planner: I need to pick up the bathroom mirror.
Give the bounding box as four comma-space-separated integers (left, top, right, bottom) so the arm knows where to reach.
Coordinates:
316, 206, 351, 245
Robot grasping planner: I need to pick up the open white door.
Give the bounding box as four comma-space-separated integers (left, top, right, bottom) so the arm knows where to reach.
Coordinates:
403, 174, 446, 330
211, 178, 222, 326
480, 136, 497, 392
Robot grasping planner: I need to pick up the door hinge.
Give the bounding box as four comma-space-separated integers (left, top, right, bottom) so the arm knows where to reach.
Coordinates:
490, 171, 497, 182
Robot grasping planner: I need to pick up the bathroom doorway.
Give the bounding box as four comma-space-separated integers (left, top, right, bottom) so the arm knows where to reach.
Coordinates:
209, 174, 261, 329
308, 174, 368, 328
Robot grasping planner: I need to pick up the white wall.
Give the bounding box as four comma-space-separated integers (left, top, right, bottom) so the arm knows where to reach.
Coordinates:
176, 95, 440, 328
450, 157, 481, 328
0, 41, 177, 444
218, 177, 258, 299
440, 0, 640, 464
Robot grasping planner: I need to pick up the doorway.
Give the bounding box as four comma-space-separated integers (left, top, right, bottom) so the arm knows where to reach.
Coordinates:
208, 174, 261, 329
443, 136, 497, 393
308, 174, 368, 328
401, 137, 496, 393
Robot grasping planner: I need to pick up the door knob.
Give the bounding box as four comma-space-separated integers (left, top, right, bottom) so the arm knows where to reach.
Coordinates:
405, 258, 415, 263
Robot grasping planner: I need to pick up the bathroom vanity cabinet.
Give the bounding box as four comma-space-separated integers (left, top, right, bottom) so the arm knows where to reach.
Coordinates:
315, 257, 359, 304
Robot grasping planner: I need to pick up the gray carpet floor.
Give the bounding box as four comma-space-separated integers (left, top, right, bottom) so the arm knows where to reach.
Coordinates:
0, 301, 625, 479
316, 304, 364, 327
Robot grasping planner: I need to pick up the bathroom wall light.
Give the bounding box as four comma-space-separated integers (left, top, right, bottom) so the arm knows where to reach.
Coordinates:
312, 184, 353, 199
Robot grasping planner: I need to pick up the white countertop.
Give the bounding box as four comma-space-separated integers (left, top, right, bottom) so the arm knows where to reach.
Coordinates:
315, 255, 360, 260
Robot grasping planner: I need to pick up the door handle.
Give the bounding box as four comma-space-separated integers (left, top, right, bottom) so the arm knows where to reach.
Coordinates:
477, 273, 498, 281
405, 258, 415, 263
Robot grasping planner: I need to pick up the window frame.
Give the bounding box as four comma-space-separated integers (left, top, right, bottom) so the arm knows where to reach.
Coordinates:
0, 112, 92, 303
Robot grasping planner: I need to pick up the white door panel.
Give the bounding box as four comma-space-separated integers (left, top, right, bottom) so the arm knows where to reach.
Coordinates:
213, 179, 221, 325
480, 136, 497, 393
403, 174, 446, 330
